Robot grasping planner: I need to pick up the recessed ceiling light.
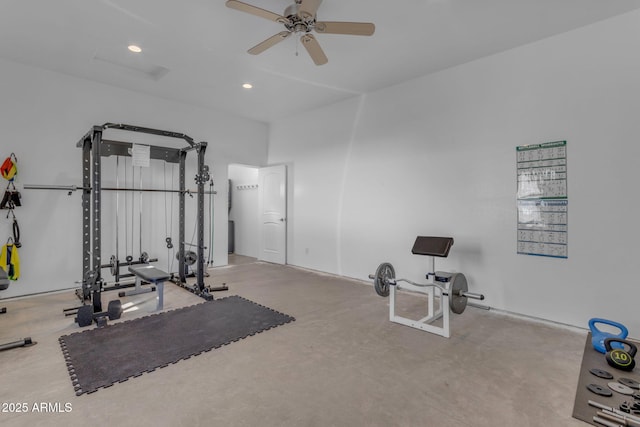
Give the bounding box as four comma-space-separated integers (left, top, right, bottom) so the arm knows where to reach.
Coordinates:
242, 83, 253, 89
128, 44, 142, 53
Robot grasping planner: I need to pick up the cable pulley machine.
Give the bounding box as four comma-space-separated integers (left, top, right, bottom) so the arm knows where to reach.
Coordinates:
26, 123, 225, 325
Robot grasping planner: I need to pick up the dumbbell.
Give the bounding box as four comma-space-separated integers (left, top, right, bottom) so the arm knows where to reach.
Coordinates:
75, 300, 123, 327
369, 262, 484, 314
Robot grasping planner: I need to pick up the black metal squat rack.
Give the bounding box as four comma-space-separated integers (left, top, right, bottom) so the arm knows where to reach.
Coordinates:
77, 123, 212, 313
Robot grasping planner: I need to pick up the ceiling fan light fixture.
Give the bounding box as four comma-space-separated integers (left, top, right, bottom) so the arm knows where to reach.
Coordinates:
128, 44, 142, 53
242, 83, 253, 89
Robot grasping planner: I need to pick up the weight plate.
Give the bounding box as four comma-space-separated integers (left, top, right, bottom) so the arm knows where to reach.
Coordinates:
619, 378, 640, 390
609, 382, 635, 395
587, 383, 613, 397
449, 273, 468, 314
373, 262, 394, 297
185, 251, 197, 266
590, 368, 614, 379
619, 402, 638, 414
620, 403, 632, 413
76, 305, 93, 327
140, 251, 149, 264
633, 392, 640, 400
107, 300, 123, 321
175, 250, 198, 266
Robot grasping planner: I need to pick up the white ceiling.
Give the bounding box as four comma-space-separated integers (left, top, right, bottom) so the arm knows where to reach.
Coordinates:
1, 0, 640, 123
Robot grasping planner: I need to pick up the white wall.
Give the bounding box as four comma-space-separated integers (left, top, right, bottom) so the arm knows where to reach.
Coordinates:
269, 10, 640, 336
0, 58, 268, 298
269, 97, 361, 273
228, 164, 259, 258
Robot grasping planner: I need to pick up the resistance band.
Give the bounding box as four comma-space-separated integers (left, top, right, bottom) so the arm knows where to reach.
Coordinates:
0, 239, 20, 280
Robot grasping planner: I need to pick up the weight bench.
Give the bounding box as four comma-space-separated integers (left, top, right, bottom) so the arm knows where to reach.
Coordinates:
398, 237, 457, 337
125, 265, 171, 311
370, 236, 484, 338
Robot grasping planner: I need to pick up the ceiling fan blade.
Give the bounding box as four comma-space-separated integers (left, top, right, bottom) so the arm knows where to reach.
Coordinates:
298, 0, 323, 19
315, 21, 375, 36
248, 31, 292, 55
226, 0, 289, 24
300, 34, 328, 66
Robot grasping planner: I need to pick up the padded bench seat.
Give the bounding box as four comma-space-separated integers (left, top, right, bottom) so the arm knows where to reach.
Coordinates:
128, 265, 171, 283
127, 265, 171, 311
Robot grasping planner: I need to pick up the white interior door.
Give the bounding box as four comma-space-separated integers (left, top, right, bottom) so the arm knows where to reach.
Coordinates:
258, 165, 287, 264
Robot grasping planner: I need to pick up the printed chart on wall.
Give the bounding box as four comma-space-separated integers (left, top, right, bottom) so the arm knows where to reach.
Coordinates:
516, 141, 568, 258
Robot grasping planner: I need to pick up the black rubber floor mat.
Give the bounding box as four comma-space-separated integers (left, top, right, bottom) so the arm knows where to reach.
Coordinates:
572, 333, 640, 425
59, 295, 295, 395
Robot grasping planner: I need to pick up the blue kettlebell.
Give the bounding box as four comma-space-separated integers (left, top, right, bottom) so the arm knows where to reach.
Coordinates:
589, 318, 628, 354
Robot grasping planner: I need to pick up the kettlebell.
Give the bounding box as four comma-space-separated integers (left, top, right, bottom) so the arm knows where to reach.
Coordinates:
589, 318, 629, 354
604, 338, 637, 372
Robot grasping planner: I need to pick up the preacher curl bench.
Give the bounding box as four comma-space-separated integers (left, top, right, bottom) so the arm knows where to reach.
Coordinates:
370, 236, 485, 338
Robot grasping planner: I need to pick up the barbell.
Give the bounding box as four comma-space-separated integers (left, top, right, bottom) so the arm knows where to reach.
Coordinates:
369, 262, 485, 314
23, 183, 215, 195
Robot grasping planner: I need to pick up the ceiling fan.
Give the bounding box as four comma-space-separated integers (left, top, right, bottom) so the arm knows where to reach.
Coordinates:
225, 0, 375, 65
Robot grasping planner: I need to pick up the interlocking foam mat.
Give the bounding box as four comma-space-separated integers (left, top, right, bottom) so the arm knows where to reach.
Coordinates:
59, 295, 295, 395
572, 333, 640, 425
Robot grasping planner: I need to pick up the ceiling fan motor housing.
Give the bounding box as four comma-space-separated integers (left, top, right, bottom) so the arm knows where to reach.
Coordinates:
284, 3, 315, 33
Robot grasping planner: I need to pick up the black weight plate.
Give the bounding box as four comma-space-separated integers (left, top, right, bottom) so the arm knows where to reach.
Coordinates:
107, 300, 123, 320
633, 392, 640, 400
587, 383, 613, 397
374, 263, 394, 297
185, 250, 198, 266
76, 305, 93, 327
176, 251, 198, 266
619, 378, 640, 390
590, 368, 614, 379
449, 273, 468, 314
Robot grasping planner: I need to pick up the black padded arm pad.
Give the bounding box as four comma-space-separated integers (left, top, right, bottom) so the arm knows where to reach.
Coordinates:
411, 236, 454, 257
